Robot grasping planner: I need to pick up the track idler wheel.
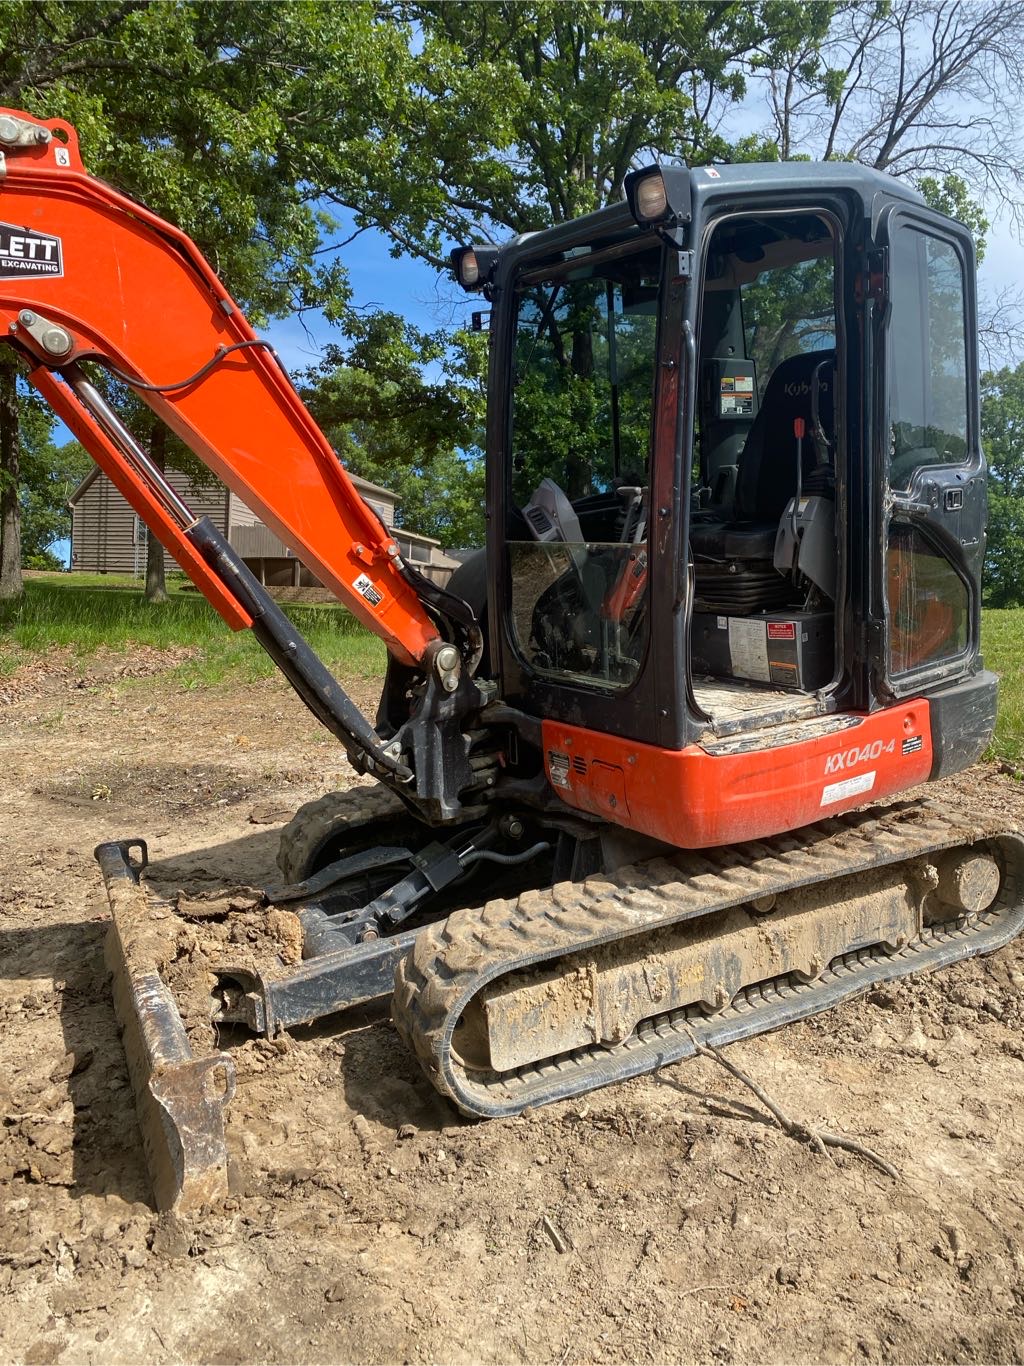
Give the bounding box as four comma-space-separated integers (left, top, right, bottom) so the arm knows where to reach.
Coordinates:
933, 849, 1001, 915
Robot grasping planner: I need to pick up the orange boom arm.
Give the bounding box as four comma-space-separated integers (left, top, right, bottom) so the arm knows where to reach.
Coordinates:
0, 109, 440, 666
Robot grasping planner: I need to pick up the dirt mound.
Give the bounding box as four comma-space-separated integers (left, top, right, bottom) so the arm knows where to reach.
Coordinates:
0, 644, 198, 709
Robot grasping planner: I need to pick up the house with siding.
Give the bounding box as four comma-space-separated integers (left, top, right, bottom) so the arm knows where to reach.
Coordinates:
69, 467, 458, 586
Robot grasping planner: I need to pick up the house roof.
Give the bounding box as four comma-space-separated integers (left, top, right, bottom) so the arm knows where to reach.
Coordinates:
347, 472, 399, 500
67, 464, 102, 506
68, 463, 399, 507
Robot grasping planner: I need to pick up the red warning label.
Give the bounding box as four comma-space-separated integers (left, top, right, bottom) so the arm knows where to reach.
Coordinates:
767, 621, 797, 641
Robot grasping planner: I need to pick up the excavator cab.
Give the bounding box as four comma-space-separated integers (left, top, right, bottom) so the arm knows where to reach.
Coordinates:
1, 109, 1014, 1213
458, 161, 990, 846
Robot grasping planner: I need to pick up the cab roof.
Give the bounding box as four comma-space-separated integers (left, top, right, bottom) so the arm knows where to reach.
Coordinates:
495, 160, 930, 278
688, 159, 925, 211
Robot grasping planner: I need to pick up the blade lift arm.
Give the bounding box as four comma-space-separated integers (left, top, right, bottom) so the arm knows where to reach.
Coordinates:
0, 110, 486, 817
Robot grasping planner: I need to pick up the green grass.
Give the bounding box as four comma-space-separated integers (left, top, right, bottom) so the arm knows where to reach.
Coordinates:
0, 571, 385, 686
982, 610, 1024, 766
3, 575, 1022, 766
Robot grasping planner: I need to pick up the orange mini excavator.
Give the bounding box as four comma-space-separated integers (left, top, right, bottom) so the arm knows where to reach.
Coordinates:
2, 108, 1020, 1210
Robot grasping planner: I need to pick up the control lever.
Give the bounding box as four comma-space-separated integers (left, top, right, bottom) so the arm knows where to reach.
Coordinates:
791, 416, 805, 546
615, 484, 645, 543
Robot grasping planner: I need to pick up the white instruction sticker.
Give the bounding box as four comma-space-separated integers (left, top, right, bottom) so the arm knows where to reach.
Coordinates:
352, 572, 383, 607
820, 770, 875, 807
728, 617, 771, 682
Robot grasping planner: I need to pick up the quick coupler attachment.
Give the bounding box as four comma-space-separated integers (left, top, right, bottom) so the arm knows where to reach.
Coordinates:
95, 839, 236, 1213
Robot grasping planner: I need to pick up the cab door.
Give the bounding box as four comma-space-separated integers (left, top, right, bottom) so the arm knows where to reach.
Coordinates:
875, 206, 984, 695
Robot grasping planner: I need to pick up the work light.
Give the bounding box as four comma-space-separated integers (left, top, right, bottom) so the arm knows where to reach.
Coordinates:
634, 173, 668, 222
624, 165, 691, 229
453, 248, 480, 288
451, 245, 499, 293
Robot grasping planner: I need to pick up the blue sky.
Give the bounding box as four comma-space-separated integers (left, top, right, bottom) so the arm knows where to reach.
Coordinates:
267, 211, 474, 376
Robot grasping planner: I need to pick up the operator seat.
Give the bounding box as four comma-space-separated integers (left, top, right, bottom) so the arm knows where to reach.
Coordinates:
690, 348, 835, 562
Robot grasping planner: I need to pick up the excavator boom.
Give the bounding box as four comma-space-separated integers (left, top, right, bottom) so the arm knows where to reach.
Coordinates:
0, 110, 439, 665
0, 108, 488, 1207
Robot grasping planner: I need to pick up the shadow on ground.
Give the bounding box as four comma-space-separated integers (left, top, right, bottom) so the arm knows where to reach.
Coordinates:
2, 919, 150, 1204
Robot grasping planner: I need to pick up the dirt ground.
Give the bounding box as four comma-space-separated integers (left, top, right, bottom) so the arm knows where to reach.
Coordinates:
3, 650, 1024, 1365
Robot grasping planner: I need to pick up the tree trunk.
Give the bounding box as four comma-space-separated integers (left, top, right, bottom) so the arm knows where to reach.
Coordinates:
144, 421, 168, 602
0, 355, 23, 599
566, 323, 594, 501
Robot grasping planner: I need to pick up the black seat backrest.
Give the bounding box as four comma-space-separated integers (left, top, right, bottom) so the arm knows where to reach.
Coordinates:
735, 349, 835, 523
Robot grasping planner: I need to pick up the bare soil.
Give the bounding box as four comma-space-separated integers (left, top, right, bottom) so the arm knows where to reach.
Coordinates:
3, 653, 1024, 1364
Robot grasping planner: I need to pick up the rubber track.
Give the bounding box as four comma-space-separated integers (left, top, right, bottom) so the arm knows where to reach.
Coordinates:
392, 800, 1024, 1117
276, 784, 409, 883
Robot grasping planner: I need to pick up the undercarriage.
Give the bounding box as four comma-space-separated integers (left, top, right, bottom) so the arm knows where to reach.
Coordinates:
97, 787, 1024, 1211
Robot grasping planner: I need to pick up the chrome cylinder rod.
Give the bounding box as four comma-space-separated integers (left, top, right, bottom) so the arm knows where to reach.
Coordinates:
63, 362, 195, 528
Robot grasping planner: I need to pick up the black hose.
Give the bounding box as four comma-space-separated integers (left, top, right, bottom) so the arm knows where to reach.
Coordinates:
188, 517, 413, 781
462, 841, 551, 868
100, 339, 281, 393
264, 846, 415, 905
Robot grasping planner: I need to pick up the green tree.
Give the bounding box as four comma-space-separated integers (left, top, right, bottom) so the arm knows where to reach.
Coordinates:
759, 0, 1021, 357
981, 364, 1024, 607
916, 175, 989, 264
282, 2, 830, 547
303, 317, 487, 546
0, 0, 360, 597
0, 3, 835, 599
0, 390, 89, 577
293, 1, 824, 257
0, 353, 21, 598
20, 424, 91, 569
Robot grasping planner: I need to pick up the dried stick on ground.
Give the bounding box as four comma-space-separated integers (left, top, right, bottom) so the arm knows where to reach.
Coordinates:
679, 1030, 901, 1181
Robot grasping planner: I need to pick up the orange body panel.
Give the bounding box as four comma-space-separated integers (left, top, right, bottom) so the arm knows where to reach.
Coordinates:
0, 112, 438, 666
542, 702, 933, 847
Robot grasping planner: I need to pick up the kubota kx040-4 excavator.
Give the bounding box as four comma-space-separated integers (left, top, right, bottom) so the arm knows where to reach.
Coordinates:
2, 109, 1021, 1212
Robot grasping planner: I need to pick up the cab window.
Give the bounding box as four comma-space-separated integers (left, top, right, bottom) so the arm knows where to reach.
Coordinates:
505, 245, 660, 692
889, 229, 969, 489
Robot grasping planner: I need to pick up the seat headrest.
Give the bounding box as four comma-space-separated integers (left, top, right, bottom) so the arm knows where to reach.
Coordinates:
735, 348, 835, 523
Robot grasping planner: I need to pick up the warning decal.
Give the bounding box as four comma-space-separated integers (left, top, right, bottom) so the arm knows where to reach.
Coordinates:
0, 222, 63, 280
727, 616, 771, 683
548, 751, 571, 789
352, 572, 384, 607
719, 374, 754, 416
820, 770, 875, 807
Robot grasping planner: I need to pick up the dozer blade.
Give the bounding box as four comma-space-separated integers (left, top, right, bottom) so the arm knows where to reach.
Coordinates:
96, 840, 236, 1213
393, 802, 1024, 1117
